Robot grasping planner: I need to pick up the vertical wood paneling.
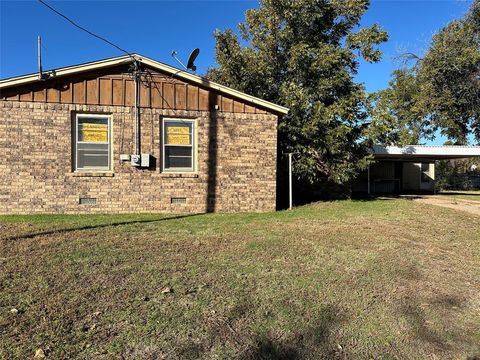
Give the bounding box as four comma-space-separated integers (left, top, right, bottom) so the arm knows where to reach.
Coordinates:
198, 88, 209, 111
124, 80, 134, 106
221, 96, 233, 112
73, 81, 84, 103
33, 88, 46, 102
233, 100, 244, 113
112, 79, 123, 105
19, 91, 32, 101
46, 87, 59, 103
2, 72, 275, 115
150, 80, 162, 108
139, 81, 150, 107
163, 82, 174, 109
175, 83, 186, 110
59, 83, 72, 103
86, 79, 98, 104
5, 94, 19, 101
245, 104, 255, 113
187, 85, 198, 110
99, 78, 112, 105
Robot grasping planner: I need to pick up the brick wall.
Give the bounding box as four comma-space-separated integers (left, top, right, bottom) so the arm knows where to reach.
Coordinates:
0, 101, 278, 214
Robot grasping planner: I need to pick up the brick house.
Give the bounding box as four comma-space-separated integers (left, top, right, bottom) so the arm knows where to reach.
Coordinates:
0, 54, 288, 214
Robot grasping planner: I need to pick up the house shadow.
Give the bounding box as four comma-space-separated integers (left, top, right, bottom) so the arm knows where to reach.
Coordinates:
3, 213, 203, 241
206, 90, 218, 213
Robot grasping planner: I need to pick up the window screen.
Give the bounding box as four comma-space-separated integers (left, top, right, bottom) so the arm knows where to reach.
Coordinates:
162, 119, 195, 172
75, 115, 111, 171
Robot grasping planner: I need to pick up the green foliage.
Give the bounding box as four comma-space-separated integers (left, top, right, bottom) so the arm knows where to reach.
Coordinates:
372, 0, 480, 145
436, 159, 478, 191
366, 69, 429, 146
208, 0, 387, 186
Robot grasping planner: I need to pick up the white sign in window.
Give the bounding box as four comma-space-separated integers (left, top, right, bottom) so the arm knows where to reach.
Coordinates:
75, 114, 111, 171
162, 118, 195, 172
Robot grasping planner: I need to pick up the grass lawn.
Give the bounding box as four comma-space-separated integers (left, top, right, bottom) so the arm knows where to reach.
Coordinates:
437, 190, 480, 202
1, 199, 479, 359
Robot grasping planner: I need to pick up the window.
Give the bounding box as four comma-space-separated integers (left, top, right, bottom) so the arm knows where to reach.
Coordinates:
162, 118, 195, 172
421, 163, 430, 183
74, 114, 111, 171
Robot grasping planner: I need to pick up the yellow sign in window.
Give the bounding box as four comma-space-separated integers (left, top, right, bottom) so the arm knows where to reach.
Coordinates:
80, 122, 108, 143
167, 126, 190, 145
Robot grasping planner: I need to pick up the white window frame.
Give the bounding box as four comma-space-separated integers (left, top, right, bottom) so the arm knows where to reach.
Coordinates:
162, 118, 196, 173
74, 114, 112, 172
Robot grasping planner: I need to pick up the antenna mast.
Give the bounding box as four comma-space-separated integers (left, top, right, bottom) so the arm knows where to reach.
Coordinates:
171, 51, 188, 70
37, 35, 44, 80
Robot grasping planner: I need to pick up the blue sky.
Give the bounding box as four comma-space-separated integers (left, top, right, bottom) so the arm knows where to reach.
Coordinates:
0, 0, 475, 144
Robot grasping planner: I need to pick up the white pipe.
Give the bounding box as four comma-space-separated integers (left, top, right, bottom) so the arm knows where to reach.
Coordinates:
288, 153, 293, 210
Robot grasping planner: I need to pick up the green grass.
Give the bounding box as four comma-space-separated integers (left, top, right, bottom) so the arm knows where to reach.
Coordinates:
437, 190, 480, 202
1, 199, 479, 359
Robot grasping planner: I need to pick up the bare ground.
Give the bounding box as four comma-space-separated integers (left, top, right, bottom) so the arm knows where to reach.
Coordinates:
414, 195, 480, 216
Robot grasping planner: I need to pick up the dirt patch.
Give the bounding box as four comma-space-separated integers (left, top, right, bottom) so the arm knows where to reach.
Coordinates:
415, 197, 480, 216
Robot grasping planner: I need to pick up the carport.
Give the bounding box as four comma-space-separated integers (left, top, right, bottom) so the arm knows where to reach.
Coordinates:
358, 145, 480, 195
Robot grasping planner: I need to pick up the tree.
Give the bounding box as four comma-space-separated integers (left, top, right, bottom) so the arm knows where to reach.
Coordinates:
365, 68, 428, 146
372, 0, 480, 145
436, 158, 478, 191
208, 0, 388, 190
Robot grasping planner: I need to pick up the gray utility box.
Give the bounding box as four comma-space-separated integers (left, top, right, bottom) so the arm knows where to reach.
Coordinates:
141, 154, 151, 168
130, 154, 151, 168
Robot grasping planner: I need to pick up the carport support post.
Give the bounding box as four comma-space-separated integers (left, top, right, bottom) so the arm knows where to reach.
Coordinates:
288, 152, 293, 210
367, 164, 371, 195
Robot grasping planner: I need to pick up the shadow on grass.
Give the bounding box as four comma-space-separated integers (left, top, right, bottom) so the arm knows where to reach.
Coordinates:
241, 305, 345, 360
175, 303, 346, 360
350, 196, 399, 202
292, 196, 399, 207
398, 292, 474, 355
397, 264, 476, 356
3, 213, 203, 241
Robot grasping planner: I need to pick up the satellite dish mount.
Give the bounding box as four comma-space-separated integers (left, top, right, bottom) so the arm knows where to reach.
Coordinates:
171, 48, 200, 74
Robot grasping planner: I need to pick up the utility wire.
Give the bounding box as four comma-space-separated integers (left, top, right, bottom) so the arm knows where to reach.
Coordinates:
37, 0, 133, 58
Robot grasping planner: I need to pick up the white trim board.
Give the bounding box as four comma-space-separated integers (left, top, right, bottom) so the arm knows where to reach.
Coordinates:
373, 145, 480, 160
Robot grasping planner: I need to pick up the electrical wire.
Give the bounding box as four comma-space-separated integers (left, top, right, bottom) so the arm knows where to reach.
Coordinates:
37, 0, 186, 120
37, 0, 133, 58
37, 0, 144, 155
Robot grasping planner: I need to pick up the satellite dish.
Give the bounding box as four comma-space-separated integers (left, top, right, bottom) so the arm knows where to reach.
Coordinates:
186, 48, 200, 72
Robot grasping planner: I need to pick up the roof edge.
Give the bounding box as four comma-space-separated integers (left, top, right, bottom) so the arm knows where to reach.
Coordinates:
0, 54, 289, 115
372, 144, 480, 158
